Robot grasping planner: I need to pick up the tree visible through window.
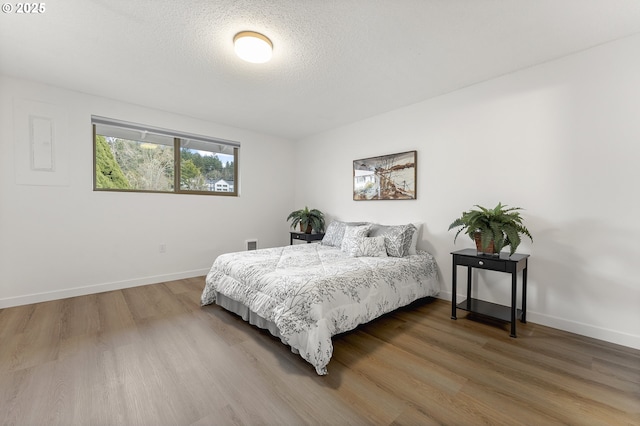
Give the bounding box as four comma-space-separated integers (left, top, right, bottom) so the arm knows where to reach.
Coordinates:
179, 140, 235, 192
92, 117, 238, 196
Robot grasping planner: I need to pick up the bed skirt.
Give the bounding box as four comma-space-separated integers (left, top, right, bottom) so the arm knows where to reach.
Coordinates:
215, 291, 297, 352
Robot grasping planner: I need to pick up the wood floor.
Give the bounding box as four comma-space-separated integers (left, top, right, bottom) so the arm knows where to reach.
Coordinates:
1, 277, 638, 425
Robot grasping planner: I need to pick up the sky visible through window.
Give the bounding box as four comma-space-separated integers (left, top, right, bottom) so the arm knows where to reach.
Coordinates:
188, 148, 234, 165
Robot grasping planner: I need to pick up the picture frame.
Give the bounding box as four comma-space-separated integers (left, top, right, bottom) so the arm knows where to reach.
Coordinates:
353, 150, 417, 200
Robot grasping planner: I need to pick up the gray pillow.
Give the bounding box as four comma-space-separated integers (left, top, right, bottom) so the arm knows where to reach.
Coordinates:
321, 221, 369, 247
369, 223, 417, 257
341, 224, 373, 254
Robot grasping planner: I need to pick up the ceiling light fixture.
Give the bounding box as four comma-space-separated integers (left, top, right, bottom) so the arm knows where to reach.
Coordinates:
233, 31, 273, 64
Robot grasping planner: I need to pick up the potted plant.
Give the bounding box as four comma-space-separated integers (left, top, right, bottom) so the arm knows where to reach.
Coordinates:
448, 202, 532, 256
286, 206, 325, 234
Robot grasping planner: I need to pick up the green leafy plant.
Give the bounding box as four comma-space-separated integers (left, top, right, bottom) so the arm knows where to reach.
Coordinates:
448, 202, 532, 255
286, 206, 325, 233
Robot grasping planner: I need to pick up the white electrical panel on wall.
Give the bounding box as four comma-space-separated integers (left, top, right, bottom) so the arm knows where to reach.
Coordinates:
14, 99, 69, 186
29, 116, 54, 171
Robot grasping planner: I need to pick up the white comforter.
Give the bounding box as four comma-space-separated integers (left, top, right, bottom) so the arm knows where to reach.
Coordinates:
201, 243, 439, 374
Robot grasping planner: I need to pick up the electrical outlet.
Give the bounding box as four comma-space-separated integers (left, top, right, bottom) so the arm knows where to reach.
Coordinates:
159, 243, 166, 253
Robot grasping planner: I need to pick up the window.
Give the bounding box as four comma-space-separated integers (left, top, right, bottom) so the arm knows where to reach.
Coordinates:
92, 116, 239, 196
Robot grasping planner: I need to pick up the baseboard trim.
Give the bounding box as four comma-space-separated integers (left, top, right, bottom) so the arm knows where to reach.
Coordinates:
0, 269, 210, 309
437, 292, 640, 351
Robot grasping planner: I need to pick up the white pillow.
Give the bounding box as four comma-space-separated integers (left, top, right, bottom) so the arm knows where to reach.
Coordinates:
341, 224, 373, 254
349, 236, 388, 257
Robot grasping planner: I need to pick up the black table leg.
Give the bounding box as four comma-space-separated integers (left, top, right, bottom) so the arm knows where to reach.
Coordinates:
451, 261, 457, 319
521, 265, 527, 323
510, 270, 517, 338
466, 266, 472, 310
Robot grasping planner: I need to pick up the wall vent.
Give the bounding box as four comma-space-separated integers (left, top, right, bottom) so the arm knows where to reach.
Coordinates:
246, 240, 258, 251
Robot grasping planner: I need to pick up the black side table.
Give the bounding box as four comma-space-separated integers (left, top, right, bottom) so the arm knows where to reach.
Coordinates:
451, 248, 529, 337
290, 232, 325, 245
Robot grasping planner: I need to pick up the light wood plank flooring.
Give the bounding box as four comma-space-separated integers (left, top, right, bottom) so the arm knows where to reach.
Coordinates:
1, 277, 638, 425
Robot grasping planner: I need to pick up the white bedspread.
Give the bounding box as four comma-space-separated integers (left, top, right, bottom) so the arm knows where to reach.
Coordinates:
201, 243, 439, 374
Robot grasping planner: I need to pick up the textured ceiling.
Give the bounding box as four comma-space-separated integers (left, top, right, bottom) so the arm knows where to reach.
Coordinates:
2, 1, 640, 140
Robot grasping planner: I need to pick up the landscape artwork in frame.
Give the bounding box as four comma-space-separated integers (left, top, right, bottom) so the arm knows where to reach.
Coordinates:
353, 150, 417, 200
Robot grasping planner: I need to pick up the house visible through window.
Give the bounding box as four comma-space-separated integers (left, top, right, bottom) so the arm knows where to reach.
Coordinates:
92, 116, 239, 196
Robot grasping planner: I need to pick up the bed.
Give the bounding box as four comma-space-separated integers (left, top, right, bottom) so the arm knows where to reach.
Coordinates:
200, 222, 440, 375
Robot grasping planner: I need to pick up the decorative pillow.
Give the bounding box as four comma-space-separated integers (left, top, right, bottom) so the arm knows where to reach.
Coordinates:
322, 221, 369, 247
321, 221, 345, 247
369, 223, 417, 257
407, 222, 422, 255
340, 224, 373, 254
349, 236, 388, 258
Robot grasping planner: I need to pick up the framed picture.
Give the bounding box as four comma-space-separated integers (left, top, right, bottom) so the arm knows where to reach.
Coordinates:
353, 150, 417, 200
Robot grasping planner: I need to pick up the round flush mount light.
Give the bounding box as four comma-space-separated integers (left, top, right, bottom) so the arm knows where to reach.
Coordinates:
233, 31, 273, 64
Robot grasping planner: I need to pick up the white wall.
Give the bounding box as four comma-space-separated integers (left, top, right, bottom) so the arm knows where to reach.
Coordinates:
295, 34, 640, 349
0, 75, 296, 307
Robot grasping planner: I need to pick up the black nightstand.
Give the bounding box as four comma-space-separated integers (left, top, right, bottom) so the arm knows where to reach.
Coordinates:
290, 232, 325, 245
451, 248, 529, 337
